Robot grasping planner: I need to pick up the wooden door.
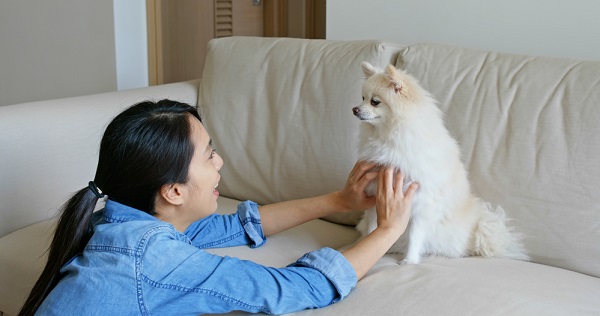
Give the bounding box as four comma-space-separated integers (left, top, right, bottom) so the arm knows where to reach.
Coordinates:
147, 0, 325, 85
265, 0, 325, 38
147, 0, 263, 85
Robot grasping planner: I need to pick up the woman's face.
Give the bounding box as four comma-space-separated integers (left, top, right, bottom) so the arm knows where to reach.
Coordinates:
183, 117, 223, 222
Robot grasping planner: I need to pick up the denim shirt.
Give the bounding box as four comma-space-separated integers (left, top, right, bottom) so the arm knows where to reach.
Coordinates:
37, 200, 357, 315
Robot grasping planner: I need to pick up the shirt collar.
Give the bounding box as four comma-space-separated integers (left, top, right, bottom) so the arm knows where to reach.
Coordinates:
101, 199, 192, 244
103, 199, 159, 223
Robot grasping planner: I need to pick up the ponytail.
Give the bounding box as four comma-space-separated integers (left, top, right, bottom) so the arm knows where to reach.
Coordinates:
19, 186, 100, 316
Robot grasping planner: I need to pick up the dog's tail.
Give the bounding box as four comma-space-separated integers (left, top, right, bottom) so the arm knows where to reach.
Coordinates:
470, 202, 529, 261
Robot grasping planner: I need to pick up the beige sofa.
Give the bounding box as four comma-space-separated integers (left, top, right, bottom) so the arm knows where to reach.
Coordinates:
1, 37, 599, 315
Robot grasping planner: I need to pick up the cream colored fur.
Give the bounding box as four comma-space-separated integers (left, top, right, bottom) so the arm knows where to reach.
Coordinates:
353, 62, 528, 264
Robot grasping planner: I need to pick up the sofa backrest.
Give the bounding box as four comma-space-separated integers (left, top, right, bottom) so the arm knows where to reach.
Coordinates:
0, 81, 200, 238
199, 37, 599, 277
397, 43, 600, 277
200, 37, 405, 225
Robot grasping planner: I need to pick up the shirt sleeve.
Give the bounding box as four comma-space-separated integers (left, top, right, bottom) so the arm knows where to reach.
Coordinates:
141, 231, 358, 315
184, 200, 266, 248
288, 247, 357, 302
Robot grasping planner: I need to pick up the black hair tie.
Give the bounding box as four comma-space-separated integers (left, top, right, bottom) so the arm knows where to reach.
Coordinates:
88, 181, 106, 199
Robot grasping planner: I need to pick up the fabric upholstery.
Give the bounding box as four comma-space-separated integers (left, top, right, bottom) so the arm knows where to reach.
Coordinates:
199, 37, 405, 225
208, 251, 600, 316
396, 43, 600, 278
0, 81, 200, 238
1, 38, 598, 315
0, 219, 54, 316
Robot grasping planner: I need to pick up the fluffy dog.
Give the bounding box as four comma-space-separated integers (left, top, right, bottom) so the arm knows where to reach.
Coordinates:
353, 62, 528, 264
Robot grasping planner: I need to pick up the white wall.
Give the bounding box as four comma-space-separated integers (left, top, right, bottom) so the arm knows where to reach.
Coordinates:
0, 0, 118, 106
327, 0, 599, 60
113, 0, 148, 91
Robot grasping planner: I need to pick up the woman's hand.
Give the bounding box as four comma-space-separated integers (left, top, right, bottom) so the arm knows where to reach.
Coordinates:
375, 167, 417, 234
336, 160, 379, 212
341, 166, 418, 280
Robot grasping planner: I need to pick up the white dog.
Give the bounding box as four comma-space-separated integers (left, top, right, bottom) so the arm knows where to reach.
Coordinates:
353, 62, 528, 264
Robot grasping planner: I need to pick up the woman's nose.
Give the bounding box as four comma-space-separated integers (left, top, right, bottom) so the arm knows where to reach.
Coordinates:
214, 152, 224, 171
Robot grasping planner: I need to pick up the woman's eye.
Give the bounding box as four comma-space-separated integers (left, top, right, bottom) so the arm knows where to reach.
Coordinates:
371, 99, 381, 106
209, 149, 216, 159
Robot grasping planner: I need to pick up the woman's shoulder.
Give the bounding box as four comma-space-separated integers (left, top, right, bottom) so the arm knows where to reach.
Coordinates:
88, 218, 187, 255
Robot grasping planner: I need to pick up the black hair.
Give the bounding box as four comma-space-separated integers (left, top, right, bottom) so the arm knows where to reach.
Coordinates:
19, 99, 201, 315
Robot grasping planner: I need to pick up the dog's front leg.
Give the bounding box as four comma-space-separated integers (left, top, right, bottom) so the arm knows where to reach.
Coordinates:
402, 219, 426, 264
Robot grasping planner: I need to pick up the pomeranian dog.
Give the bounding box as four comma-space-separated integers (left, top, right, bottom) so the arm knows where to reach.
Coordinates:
353, 62, 528, 264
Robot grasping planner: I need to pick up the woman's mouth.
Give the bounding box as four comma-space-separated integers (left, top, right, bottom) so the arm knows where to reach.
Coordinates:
213, 182, 220, 196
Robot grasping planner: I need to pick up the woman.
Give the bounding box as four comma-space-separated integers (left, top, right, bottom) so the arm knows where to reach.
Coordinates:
20, 99, 418, 315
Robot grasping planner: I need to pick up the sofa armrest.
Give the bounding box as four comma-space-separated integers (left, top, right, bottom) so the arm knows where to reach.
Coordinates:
0, 80, 200, 238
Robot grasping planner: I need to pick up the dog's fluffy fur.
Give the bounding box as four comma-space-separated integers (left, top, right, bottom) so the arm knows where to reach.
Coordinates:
353, 62, 528, 264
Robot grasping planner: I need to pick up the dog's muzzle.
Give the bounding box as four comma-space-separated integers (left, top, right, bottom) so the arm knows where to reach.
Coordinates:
352, 106, 368, 120
352, 106, 364, 118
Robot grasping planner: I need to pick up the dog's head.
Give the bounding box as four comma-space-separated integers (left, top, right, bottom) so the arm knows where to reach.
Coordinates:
352, 62, 423, 126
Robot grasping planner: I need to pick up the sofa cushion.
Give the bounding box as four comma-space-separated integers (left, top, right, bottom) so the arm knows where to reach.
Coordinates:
199, 37, 405, 225
396, 43, 600, 277
205, 255, 600, 316
0, 219, 54, 316
4, 198, 597, 316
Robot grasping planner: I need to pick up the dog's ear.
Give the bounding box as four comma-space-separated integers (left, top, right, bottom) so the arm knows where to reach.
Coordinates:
361, 62, 377, 78
385, 65, 403, 94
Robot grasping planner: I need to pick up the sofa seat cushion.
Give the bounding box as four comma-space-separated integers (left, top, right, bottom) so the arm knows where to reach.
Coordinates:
206, 255, 600, 316
302, 257, 600, 315
2, 197, 598, 316
204, 202, 600, 316
0, 219, 54, 316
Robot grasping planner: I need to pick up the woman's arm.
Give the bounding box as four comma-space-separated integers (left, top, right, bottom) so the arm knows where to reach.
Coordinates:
142, 232, 356, 315
258, 161, 378, 236
259, 162, 417, 280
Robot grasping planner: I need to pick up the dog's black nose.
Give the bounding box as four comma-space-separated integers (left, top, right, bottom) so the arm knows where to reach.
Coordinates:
352, 107, 360, 115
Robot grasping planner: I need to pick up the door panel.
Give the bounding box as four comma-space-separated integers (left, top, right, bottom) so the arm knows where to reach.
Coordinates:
148, 0, 324, 85
233, 0, 263, 36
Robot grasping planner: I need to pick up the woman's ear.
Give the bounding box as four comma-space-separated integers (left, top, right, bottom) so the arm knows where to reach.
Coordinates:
159, 183, 185, 206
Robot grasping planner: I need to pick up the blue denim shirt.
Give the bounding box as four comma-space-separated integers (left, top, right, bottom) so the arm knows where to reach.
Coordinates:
37, 200, 357, 315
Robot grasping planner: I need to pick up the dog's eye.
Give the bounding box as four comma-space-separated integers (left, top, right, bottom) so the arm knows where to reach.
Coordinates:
362, 96, 365, 101
371, 99, 381, 106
